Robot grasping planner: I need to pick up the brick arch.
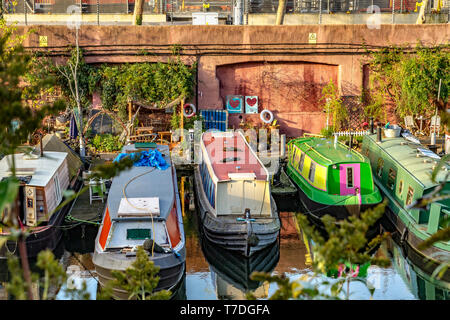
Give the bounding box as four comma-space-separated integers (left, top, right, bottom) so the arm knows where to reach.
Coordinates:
216, 61, 338, 137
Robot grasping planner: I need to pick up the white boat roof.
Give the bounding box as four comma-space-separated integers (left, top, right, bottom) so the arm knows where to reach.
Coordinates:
0, 152, 68, 187
107, 144, 174, 221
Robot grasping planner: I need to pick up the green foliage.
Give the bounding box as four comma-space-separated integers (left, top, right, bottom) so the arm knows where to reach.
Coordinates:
298, 201, 391, 275
0, 177, 19, 227
248, 272, 337, 300
365, 44, 449, 120
170, 110, 203, 131
64, 281, 91, 300
0, 22, 65, 157
36, 250, 67, 300
95, 58, 197, 121
320, 80, 347, 132
319, 126, 334, 138
89, 134, 123, 152
100, 246, 171, 300
6, 250, 67, 300
248, 201, 391, 300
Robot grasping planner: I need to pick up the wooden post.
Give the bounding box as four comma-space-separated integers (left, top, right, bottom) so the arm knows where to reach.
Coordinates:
133, 0, 144, 25
181, 176, 185, 217
180, 98, 184, 142
128, 101, 132, 122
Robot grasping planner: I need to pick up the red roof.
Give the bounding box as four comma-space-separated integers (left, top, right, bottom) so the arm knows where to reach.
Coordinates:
202, 131, 268, 181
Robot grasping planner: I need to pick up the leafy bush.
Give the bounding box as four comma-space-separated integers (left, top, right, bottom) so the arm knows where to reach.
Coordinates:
90, 134, 123, 152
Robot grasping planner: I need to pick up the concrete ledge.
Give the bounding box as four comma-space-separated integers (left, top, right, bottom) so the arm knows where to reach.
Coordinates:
4, 13, 167, 25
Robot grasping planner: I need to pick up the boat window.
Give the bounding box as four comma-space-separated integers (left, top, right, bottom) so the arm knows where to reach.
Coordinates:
406, 186, 414, 206
346, 167, 354, 188
126, 229, 151, 240
294, 148, 301, 167
387, 168, 396, 190
299, 152, 306, 172
222, 157, 240, 163
308, 162, 316, 182
376, 158, 384, 177
398, 180, 404, 195
53, 175, 61, 203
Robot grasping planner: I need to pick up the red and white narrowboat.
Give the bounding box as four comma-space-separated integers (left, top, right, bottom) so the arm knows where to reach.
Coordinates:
194, 130, 280, 257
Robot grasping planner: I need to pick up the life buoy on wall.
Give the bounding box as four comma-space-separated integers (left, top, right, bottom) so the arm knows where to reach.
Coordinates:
183, 103, 196, 118
260, 109, 274, 124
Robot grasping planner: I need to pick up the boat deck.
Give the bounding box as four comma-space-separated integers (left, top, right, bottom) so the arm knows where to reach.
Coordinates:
203, 131, 267, 181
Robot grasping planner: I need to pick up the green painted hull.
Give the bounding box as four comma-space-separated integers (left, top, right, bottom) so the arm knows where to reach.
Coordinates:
286, 161, 382, 207
362, 134, 450, 263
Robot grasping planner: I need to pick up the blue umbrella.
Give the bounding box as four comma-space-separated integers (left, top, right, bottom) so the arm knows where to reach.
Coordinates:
69, 113, 78, 139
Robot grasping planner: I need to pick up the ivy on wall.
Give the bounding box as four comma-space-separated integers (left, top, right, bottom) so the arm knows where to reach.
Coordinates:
364, 44, 449, 121
29, 48, 197, 121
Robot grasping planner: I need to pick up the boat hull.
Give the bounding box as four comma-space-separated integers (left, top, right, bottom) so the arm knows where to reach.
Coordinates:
93, 248, 186, 300
292, 171, 381, 240
381, 205, 450, 283
194, 167, 280, 257
201, 234, 280, 292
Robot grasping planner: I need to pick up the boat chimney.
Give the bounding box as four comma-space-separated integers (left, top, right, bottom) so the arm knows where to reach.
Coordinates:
39, 134, 43, 157
349, 134, 353, 150
370, 117, 374, 134
376, 127, 382, 143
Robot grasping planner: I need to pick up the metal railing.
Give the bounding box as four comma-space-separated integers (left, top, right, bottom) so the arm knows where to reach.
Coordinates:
1, 0, 448, 21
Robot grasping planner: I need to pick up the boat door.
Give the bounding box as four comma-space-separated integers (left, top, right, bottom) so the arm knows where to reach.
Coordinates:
339, 164, 361, 196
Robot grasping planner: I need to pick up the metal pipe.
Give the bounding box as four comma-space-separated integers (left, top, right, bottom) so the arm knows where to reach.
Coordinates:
97, 0, 99, 25
370, 117, 374, 134
281, 134, 286, 158
376, 126, 382, 142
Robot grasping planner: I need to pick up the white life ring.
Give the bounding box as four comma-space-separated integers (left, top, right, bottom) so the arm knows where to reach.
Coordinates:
260, 109, 274, 124
183, 103, 196, 118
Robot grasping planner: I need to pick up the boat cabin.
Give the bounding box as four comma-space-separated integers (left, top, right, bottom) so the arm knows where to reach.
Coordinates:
200, 131, 272, 217
287, 137, 375, 197
362, 134, 450, 234
0, 152, 70, 227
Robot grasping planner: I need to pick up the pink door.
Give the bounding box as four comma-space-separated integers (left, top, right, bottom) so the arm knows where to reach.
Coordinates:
339, 164, 361, 196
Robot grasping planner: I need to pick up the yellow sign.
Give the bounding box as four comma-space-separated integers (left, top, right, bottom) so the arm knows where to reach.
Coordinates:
39, 36, 48, 47
308, 33, 317, 44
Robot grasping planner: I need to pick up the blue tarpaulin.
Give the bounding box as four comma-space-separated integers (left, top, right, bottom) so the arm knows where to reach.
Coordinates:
113, 149, 169, 170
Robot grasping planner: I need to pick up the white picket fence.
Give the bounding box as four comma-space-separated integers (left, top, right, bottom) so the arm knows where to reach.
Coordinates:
333, 130, 371, 137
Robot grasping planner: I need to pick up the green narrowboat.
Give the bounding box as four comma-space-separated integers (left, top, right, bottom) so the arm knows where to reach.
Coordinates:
362, 133, 450, 281
285, 136, 382, 224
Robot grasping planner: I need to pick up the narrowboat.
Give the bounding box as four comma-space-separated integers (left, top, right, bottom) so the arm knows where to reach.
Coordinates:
0, 149, 83, 259
200, 233, 280, 297
285, 136, 382, 223
92, 143, 186, 299
193, 131, 280, 257
362, 132, 450, 281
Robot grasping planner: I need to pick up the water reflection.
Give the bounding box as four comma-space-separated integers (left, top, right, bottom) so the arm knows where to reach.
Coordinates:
388, 238, 450, 300
200, 235, 280, 300
0, 175, 448, 300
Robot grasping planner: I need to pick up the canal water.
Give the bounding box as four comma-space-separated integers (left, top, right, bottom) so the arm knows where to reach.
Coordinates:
0, 174, 448, 300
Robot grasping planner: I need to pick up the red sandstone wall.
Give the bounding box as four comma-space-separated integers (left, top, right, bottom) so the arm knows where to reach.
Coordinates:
15, 24, 448, 136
